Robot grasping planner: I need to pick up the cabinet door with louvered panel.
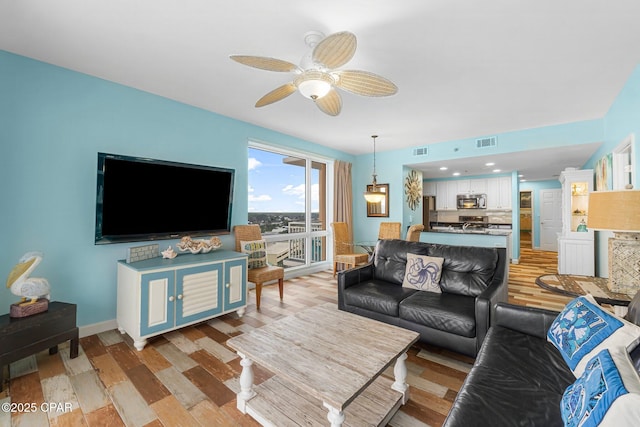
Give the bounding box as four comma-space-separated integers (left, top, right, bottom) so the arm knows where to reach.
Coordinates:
175, 263, 223, 326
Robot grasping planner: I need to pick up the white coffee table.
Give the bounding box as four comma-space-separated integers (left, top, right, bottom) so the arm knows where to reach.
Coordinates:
227, 303, 419, 426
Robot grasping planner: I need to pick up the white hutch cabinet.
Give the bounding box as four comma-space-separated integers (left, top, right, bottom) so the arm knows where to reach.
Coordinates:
117, 250, 247, 350
558, 168, 594, 276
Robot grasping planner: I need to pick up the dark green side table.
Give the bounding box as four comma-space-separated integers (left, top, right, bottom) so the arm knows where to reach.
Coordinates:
0, 301, 78, 391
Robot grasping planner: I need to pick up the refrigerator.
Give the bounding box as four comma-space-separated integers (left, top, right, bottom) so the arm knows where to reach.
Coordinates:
422, 196, 437, 231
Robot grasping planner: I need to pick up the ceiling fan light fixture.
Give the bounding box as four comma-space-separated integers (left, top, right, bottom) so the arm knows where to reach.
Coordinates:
294, 70, 333, 100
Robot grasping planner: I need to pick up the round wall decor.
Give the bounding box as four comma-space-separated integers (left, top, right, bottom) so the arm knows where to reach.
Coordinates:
405, 170, 422, 211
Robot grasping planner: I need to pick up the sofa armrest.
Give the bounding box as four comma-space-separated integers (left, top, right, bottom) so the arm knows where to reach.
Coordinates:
473, 247, 509, 352
337, 263, 374, 310
475, 275, 508, 350
494, 302, 560, 339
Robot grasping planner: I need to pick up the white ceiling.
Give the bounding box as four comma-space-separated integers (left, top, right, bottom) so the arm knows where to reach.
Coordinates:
2, 1, 639, 176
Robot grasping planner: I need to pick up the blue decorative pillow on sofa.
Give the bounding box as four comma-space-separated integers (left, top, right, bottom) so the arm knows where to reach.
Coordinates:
547, 295, 640, 377
561, 346, 640, 427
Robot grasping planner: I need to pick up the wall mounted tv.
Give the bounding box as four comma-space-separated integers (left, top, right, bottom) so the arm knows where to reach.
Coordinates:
95, 153, 235, 245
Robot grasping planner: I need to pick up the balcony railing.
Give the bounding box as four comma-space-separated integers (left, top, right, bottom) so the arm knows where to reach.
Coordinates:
287, 222, 324, 263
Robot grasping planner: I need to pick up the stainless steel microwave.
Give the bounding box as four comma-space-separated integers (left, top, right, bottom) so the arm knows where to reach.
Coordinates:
457, 194, 487, 209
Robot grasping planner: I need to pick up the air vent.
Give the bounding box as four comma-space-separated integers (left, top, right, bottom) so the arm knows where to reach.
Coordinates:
476, 136, 497, 149
413, 146, 429, 156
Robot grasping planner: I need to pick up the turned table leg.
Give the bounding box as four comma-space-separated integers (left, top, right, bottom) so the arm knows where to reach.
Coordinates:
391, 352, 410, 404
323, 402, 345, 427
237, 352, 256, 413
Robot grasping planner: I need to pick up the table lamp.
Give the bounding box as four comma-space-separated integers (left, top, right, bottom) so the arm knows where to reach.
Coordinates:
587, 190, 640, 296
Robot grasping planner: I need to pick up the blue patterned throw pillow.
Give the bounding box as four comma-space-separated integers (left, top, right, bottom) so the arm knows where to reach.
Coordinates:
547, 295, 640, 377
401, 253, 444, 293
561, 347, 640, 427
240, 239, 267, 269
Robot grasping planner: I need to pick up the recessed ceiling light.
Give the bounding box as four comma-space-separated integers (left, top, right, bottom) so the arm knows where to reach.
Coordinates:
453, 172, 461, 176
485, 162, 495, 166
520, 179, 527, 182
518, 174, 524, 178
439, 166, 448, 171
493, 169, 501, 173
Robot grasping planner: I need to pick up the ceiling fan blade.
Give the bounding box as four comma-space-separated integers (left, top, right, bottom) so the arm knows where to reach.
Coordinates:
230, 55, 300, 72
334, 70, 398, 96
255, 83, 297, 107
315, 89, 342, 116
312, 31, 357, 69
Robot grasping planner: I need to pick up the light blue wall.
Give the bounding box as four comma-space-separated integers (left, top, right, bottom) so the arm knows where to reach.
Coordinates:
582, 64, 640, 275
0, 51, 354, 326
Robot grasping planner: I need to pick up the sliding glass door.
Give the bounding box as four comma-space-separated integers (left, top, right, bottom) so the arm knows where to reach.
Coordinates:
248, 143, 331, 271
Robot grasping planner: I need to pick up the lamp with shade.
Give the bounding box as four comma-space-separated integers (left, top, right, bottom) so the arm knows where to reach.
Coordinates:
364, 135, 386, 203
587, 190, 640, 296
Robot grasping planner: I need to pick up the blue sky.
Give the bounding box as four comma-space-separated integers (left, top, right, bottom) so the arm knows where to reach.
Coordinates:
248, 148, 319, 213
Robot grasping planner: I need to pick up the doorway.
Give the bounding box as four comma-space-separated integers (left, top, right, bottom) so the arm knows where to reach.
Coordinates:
539, 189, 562, 252
519, 191, 532, 248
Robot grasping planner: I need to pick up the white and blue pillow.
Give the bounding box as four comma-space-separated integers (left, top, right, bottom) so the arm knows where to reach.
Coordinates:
240, 239, 267, 269
401, 253, 444, 293
561, 346, 640, 427
547, 294, 640, 377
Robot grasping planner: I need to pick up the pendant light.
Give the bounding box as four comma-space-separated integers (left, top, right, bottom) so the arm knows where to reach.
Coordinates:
364, 135, 386, 203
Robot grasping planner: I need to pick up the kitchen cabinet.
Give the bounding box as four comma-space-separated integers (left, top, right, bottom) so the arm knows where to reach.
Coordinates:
557, 168, 594, 275
457, 179, 487, 195
436, 181, 458, 210
423, 181, 437, 196
117, 251, 247, 350
486, 177, 512, 210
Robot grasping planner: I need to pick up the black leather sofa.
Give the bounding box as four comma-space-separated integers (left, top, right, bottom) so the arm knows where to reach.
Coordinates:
443, 300, 640, 427
337, 239, 508, 357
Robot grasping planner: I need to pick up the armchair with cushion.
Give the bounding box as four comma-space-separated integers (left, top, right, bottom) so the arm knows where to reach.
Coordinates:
234, 225, 284, 310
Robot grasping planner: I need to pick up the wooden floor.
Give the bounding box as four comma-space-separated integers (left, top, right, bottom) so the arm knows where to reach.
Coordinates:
1, 247, 570, 427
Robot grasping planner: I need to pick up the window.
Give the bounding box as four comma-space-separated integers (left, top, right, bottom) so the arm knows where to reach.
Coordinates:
248, 142, 331, 272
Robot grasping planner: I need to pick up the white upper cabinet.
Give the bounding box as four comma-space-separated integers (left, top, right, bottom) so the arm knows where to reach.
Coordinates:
486, 177, 512, 210
423, 181, 437, 196
435, 181, 458, 210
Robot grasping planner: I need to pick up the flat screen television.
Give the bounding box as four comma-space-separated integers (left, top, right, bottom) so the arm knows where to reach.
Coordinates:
95, 152, 235, 244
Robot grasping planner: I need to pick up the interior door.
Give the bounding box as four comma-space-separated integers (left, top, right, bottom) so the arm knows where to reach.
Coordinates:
540, 189, 562, 251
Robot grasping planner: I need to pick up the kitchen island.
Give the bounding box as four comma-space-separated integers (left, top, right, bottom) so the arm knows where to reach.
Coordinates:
420, 228, 513, 263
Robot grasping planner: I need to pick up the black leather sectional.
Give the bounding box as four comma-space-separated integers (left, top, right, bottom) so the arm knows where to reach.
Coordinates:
443, 300, 640, 426
337, 239, 508, 357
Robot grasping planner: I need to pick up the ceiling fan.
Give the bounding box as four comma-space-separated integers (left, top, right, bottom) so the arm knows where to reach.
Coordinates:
230, 31, 398, 116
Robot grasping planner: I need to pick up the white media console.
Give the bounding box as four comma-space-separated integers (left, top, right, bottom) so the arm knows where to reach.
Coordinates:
116, 250, 247, 350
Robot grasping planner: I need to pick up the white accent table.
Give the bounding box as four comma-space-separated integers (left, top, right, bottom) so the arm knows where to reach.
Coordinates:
227, 303, 419, 426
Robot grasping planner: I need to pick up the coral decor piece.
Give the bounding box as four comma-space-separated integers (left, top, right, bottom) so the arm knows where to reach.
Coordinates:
177, 236, 223, 254
161, 246, 177, 259
6, 251, 51, 317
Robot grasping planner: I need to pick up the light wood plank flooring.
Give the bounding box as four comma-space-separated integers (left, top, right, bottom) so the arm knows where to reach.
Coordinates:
1, 247, 566, 427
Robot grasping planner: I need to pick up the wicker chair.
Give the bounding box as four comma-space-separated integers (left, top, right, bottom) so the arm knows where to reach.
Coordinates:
378, 222, 401, 240
330, 222, 368, 277
406, 224, 425, 241
234, 225, 284, 310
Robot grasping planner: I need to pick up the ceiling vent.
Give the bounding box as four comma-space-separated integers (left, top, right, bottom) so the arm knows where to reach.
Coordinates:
476, 136, 497, 149
413, 146, 429, 156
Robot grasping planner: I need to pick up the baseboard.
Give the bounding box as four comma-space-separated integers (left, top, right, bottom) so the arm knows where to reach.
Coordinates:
79, 318, 118, 338
511, 258, 520, 264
